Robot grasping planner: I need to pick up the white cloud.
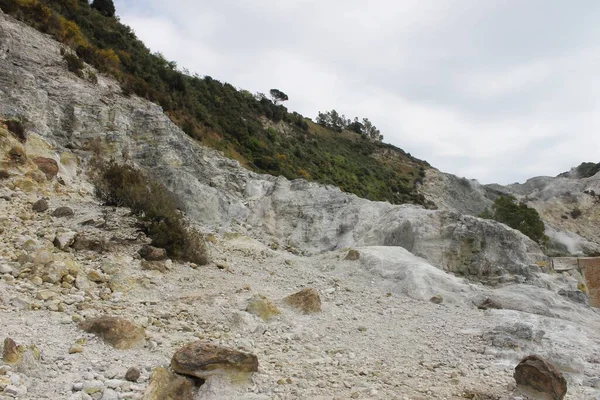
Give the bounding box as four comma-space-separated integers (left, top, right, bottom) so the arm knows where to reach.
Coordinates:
115, 0, 600, 184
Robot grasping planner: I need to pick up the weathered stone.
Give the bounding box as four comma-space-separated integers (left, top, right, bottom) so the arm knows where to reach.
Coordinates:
125, 367, 141, 382
284, 288, 321, 314
514, 355, 567, 400
171, 341, 259, 380
32, 199, 48, 212
141, 260, 169, 273
32, 157, 59, 179
33, 249, 53, 266
139, 245, 167, 261
473, 296, 503, 310
345, 249, 360, 260
54, 231, 78, 251
246, 294, 280, 321
2, 338, 23, 364
37, 261, 68, 284
430, 294, 443, 304
142, 367, 194, 400
52, 206, 74, 217
79, 316, 145, 349
87, 269, 106, 283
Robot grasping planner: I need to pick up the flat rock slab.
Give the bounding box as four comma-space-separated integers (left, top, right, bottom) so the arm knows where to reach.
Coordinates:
79, 316, 145, 349
171, 341, 258, 380
514, 354, 567, 400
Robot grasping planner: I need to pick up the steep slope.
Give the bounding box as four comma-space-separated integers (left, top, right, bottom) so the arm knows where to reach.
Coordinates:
0, 0, 428, 206
0, 9, 547, 284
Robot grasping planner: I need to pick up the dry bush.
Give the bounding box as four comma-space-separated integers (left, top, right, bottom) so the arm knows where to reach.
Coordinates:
92, 161, 207, 265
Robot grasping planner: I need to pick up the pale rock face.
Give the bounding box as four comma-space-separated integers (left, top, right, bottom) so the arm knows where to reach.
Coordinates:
420, 168, 600, 256
0, 11, 547, 282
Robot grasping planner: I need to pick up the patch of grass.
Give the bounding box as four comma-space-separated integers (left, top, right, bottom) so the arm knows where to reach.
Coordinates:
92, 161, 208, 265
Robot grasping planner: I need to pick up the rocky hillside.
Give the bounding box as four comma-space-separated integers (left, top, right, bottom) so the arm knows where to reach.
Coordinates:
420, 168, 600, 257
0, 0, 428, 206
1, 6, 600, 400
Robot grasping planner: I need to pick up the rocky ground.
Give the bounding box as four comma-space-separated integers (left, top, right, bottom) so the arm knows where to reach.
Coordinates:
1, 9, 600, 399
1, 133, 600, 400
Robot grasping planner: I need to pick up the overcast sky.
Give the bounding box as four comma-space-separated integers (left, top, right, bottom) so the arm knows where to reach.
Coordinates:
115, 0, 600, 184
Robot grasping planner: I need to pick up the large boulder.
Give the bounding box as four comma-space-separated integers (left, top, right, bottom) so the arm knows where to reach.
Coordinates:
171, 342, 258, 380
79, 316, 145, 349
514, 355, 567, 400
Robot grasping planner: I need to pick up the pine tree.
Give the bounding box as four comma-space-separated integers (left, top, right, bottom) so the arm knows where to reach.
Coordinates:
91, 0, 116, 17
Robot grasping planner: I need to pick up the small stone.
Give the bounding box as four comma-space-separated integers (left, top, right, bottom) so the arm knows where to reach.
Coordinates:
52, 207, 74, 218
0, 264, 13, 275
2, 338, 23, 364
125, 367, 141, 382
54, 231, 78, 251
87, 269, 106, 283
82, 380, 104, 394
430, 294, 443, 304
284, 288, 321, 314
69, 344, 84, 354
138, 245, 167, 261
345, 249, 360, 260
32, 199, 49, 212
33, 249, 53, 266
246, 294, 280, 321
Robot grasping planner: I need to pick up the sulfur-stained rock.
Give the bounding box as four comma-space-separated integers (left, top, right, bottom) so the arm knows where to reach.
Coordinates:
514, 355, 567, 400
246, 294, 280, 321
79, 316, 145, 349
2, 338, 23, 364
142, 367, 194, 400
171, 341, 259, 380
32, 157, 59, 179
284, 288, 321, 314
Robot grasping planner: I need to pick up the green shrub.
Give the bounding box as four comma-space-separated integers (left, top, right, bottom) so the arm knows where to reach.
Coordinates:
4, 119, 26, 142
63, 52, 84, 76
0, 169, 10, 179
575, 162, 600, 178
481, 195, 547, 245
570, 208, 582, 219
92, 161, 208, 265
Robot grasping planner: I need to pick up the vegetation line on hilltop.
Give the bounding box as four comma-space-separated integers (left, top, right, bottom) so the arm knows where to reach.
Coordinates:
0, 0, 430, 205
